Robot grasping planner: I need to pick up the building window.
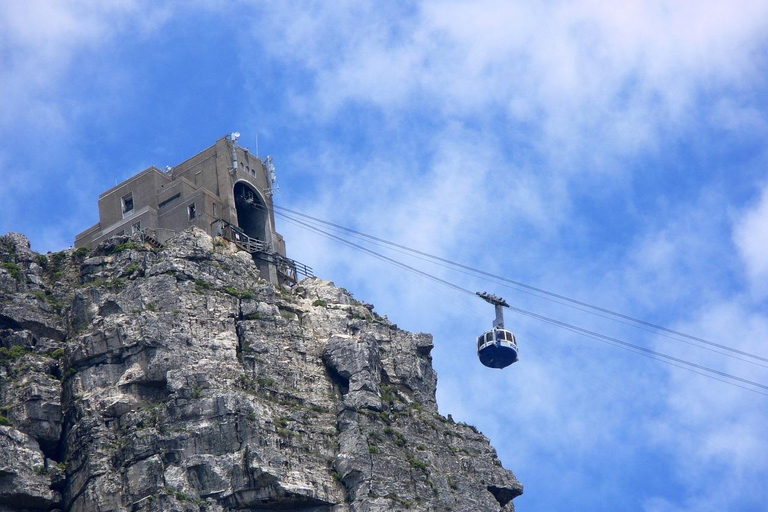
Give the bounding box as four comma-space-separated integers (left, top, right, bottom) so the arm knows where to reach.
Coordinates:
132, 221, 141, 234
122, 193, 134, 216
212, 203, 216, 217
188, 203, 196, 220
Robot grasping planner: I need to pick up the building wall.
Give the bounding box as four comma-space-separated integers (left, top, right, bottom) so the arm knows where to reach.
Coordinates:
96, 168, 171, 230
74, 137, 286, 270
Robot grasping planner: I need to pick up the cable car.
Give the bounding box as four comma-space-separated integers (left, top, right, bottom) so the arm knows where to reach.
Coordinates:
476, 292, 518, 369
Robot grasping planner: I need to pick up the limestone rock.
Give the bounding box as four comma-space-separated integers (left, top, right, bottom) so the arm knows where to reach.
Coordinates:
0, 230, 522, 511
0, 427, 60, 510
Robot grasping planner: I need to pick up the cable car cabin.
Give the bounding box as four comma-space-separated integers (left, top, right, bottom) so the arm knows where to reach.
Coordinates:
477, 328, 518, 369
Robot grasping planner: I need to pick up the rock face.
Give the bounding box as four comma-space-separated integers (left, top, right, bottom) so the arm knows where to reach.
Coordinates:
0, 229, 522, 511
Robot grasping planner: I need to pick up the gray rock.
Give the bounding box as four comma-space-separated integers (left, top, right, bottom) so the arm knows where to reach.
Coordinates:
0, 229, 522, 511
0, 427, 60, 510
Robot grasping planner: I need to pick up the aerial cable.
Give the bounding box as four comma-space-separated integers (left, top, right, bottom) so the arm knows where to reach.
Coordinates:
274, 206, 768, 396
274, 208, 768, 368
273, 210, 504, 285
535, 318, 768, 397
507, 306, 768, 394
273, 204, 768, 364
275, 213, 476, 297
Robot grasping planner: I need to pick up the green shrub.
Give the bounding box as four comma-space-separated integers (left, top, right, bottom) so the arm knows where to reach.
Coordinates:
256, 376, 275, 387
237, 374, 254, 390
380, 387, 396, 404
50, 252, 68, 267
0, 415, 12, 426
312, 299, 328, 307
173, 489, 191, 501
224, 287, 254, 299
108, 278, 126, 291
72, 247, 91, 260
0, 238, 16, 255
2, 262, 22, 281
112, 242, 142, 253
383, 426, 406, 446
33, 291, 61, 309
35, 254, 49, 269
408, 457, 428, 470
48, 348, 65, 360
194, 279, 213, 291
0, 345, 28, 361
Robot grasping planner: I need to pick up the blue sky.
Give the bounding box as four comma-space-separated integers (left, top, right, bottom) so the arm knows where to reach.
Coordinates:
2, 1, 768, 510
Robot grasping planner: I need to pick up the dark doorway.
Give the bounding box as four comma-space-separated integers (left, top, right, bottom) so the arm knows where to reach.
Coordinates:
234, 182, 269, 242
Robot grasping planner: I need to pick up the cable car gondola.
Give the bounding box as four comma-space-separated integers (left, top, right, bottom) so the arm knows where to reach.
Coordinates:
476, 292, 518, 369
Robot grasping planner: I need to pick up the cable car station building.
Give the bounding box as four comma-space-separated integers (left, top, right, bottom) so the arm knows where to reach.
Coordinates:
74, 134, 310, 285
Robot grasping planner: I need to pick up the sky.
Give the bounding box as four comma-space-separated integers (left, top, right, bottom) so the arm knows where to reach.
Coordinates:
2, 1, 768, 510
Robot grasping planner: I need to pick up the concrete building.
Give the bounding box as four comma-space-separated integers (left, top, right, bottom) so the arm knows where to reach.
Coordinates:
75, 134, 309, 285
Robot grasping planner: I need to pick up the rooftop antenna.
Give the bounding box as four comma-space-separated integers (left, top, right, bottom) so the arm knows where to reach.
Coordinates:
265, 155, 279, 198
255, 134, 259, 158
228, 132, 240, 174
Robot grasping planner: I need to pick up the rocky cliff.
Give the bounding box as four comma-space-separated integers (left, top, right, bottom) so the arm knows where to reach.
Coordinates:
0, 229, 522, 512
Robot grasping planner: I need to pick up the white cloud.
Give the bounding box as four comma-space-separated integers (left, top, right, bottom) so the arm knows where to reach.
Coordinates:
253, 0, 768, 167
734, 184, 768, 299
0, 1, 176, 251
0, 0, 171, 132
642, 300, 768, 510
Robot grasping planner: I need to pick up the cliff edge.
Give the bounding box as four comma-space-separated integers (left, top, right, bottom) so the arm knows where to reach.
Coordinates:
0, 229, 522, 511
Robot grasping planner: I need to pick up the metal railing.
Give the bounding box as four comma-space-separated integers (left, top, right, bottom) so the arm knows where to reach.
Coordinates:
213, 219, 272, 254
274, 253, 314, 283
211, 218, 314, 284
